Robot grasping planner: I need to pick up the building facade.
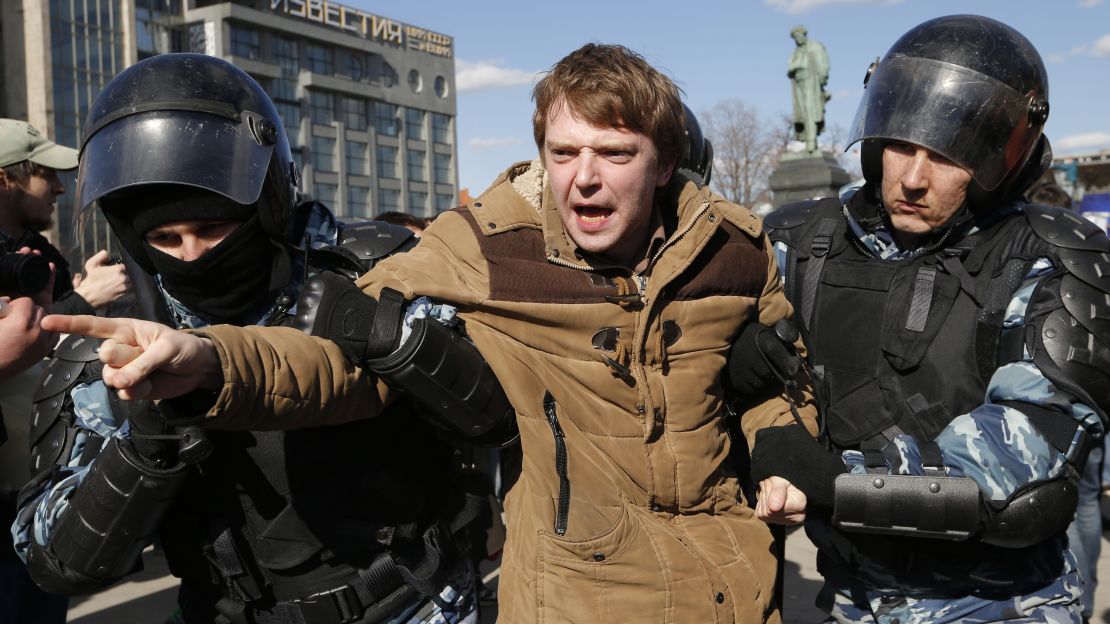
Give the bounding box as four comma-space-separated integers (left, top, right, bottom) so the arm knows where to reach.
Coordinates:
1, 0, 457, 263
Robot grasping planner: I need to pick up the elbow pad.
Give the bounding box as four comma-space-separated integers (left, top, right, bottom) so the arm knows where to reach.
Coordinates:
831, 473, 981, 541
47, 436, 188, 584
367, 316, 518, 448
979, 476, 1078, 549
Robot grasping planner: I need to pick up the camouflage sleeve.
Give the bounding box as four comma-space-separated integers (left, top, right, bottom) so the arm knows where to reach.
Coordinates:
13, 381, 124, 561
842, 258, 1102, 502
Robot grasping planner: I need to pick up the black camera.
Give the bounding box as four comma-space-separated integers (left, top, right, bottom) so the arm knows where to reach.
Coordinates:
0, 252, 50, 296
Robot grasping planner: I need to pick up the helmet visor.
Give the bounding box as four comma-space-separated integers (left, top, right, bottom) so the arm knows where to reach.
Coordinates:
76, 110, 273, 212
848, 56, 1040, 191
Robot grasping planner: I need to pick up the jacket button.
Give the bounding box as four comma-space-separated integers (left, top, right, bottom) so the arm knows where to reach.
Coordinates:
475, 202, 482, 208
487, 222, 496, 228
592, 552, 605, 562
552, 249, 560, 257
715, 592, 725, 604
708, 213, 718, 223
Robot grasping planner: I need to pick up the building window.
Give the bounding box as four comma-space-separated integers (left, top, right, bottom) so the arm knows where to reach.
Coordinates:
378, 188, 400, 212
408, 69, 422, 93
381, 62, 397, 88
434, 153, 452, 184
347, 185, 370, 218
306, 43, 332, 75
341, 96, 367, 131
376, 145, 398, 179
434, 76, 449, 99
271, 36, 299, 101
346, 141, 368, 176
431, 114, 451, 145
374, 102, 399, 137
313, 182, 337, 207
407, 149, 426, 182
436, 193, 455, 212
405, 108, 425, 141
275, 101, 302, 147
312, 136, 335, 172
309, 90, 334, 125
229, 24, 259, 60
408, 191, 427, 213
345, 53, 365, 81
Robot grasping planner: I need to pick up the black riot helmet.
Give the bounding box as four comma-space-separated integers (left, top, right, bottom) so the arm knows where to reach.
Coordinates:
677, 104, 714, 188
77, 53, 301, 275
848, 15, 1050, 194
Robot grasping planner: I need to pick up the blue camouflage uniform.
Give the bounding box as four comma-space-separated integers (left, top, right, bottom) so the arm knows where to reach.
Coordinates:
13, 204, 478, 624
768, 183, 1105, 624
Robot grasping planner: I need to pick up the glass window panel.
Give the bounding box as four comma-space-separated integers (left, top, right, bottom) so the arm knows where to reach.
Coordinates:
376, 145, 398, 179
408, 191, 427, 213
309, 90, 334, 125
306, 43, 332, 75
374, 102, 399, 137
312, 136, 336, 172
230, 24, 260, 60
346, 141, 368, 176
407, 149, 426, 182
434, 153, 452, 184
313, 182, 337, 206
432, 114, 451, 145
377, 188, 400, 212
346, 185, 370, 218
342, 96, 367, 131
405, 108, 425, 141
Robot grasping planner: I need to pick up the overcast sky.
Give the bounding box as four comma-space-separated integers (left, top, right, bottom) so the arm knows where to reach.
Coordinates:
357, 0, 1110, 196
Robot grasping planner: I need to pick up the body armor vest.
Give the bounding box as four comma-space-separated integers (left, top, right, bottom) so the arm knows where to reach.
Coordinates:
772, 197, 1047, 451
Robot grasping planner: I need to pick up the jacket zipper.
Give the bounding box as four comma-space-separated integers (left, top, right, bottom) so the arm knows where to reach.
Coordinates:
543, 392, 570, 535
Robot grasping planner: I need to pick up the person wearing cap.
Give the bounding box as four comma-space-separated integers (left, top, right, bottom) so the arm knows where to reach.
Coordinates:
0, 119, 128, 316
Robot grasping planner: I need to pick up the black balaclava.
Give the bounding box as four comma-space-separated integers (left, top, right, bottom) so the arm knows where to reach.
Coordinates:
102, 186, 285, 324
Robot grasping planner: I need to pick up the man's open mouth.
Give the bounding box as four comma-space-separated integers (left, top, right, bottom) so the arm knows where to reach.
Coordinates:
575, 205, 613, 224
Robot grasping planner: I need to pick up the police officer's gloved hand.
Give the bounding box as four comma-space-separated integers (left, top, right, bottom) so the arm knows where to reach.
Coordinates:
727, 320, 802, 398
293, 272, 405, 365
750, 425, 846, 511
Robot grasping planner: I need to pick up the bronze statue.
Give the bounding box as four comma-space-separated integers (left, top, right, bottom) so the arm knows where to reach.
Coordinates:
788, 25, 830, 154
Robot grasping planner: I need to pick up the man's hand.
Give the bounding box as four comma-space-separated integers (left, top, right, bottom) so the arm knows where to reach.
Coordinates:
756, 476, 807, 526
750, 425, 847, 511
40, 315, 222, 400
0, 296, 55, 379
74, 250, 129, 309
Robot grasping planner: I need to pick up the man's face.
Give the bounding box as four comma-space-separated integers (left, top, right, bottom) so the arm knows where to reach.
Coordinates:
3, 166, 65, 232
144, 220, 241, 261
881, 141, 973, 237
791, 30, 806, 45
543, 99, 673, 267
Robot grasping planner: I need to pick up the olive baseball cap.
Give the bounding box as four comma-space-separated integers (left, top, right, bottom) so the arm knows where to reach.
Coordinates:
0, 119, 78, 170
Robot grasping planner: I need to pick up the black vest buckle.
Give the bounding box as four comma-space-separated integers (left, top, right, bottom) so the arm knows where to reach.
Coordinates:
292, 584, 363, 624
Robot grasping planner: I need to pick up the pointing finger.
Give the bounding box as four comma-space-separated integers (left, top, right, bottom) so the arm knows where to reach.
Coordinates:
42, 315, 138, 343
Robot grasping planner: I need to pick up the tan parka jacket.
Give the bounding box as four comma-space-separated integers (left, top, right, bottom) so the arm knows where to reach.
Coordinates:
198, 161, 815, 623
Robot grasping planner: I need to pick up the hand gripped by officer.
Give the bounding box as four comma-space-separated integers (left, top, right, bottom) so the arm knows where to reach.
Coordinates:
40, 314, 222, 401
750, 424, 848, 525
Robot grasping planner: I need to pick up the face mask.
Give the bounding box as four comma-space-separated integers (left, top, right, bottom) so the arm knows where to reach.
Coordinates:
144, 215, 277, 323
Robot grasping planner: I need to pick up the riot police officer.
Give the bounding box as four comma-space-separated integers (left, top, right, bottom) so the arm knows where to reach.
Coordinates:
14, 54, 486, 624
749, 15, 1110, 623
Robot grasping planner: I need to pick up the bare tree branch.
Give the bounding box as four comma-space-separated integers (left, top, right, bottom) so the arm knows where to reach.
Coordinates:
701, 100, 787, 207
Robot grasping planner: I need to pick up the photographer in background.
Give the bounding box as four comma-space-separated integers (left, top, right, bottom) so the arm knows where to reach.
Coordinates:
0, 247, 62, 623
0, 119, 127, 316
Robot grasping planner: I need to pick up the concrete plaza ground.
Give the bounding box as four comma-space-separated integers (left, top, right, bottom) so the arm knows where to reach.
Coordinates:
65, 521, 1110, 624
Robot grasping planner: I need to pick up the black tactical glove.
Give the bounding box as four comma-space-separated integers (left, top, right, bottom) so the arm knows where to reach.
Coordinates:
727, 319, 802, 398
293, 272, 406, 365
750, 425, 846, 511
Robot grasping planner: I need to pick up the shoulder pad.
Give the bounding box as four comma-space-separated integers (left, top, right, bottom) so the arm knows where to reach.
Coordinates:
53, 335, 104, 364
338, 221, 417, 264
1060, 275, 1110, 339
1025, 204, 1110, 253
33, 357, 90, 402
1059, 247, 1110, 294
1040, 308, 1110, 414
762, 199, 821, 231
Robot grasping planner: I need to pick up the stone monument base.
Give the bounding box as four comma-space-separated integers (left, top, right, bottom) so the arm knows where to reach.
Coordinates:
768, 150, 852, 209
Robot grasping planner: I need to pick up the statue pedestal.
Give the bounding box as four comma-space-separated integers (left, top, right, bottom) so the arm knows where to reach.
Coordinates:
769, 151, 852, 209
